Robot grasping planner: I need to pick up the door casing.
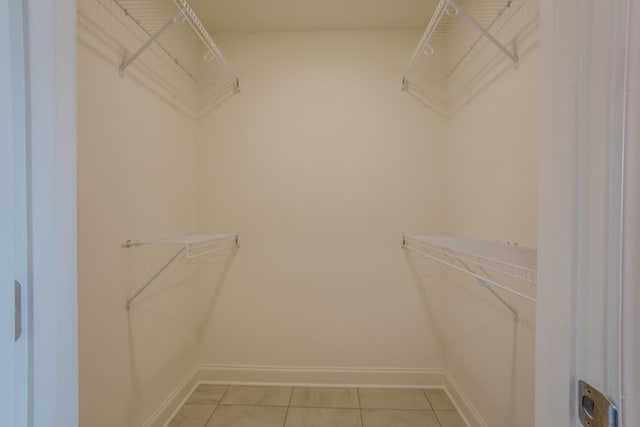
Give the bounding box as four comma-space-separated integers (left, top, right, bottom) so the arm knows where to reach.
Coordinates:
0, 0, 29, 425
537, 0, 636, 426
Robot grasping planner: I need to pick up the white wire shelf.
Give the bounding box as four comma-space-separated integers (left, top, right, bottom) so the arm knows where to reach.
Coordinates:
402, 0, 531, 115
114, 0, 240, 94
402, 234, 536, 320
122, 233, 239, 309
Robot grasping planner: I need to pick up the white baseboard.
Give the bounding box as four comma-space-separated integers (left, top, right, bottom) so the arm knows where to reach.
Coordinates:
197, 364, 446, 388
142, 367, 199, 427
144, 364, 485, 427
443, 372, 487, 427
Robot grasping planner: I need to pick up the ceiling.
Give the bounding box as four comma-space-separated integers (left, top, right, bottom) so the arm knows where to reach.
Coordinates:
189, 0, 439, 34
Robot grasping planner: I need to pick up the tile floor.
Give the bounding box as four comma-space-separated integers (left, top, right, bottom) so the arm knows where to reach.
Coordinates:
168, 385, 466, 427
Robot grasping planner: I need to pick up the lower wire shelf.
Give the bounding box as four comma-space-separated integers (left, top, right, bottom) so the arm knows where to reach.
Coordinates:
402, 233, 536, 320
122, 233, 239, 309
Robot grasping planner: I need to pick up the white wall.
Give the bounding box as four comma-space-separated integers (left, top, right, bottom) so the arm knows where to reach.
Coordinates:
196, 31, 448, 371
77, 4, 203, 425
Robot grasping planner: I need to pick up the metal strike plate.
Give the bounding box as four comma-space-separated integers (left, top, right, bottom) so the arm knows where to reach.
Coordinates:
14, 280, 22, 341
579, 380, 618, 427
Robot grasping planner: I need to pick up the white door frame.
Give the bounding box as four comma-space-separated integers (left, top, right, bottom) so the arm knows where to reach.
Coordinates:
537, 0, 636, 426
24, 0, 78, 425
0, 0, 19, 425
621, 0, 640, 422
0, 0, 26, 425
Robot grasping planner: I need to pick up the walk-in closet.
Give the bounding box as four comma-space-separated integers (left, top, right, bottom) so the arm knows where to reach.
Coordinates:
75, 0, 539, 426
6, 0, 638, 425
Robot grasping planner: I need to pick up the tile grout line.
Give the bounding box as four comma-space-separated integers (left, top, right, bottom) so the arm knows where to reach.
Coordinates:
423, 389, 445, 427
282, 385, 295, 427
357, 388, 364, 427
209, 403, 444, 411
422, 389, 434, 411
177, 384, 461, 427
202, 402, 218, 427
288, 405, 361, 409
205, 385, 230, 427
433, 409, 445, 427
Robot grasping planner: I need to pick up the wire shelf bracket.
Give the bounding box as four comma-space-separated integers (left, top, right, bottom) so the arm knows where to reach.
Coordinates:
402, 233, 536, 319
443, 250, 519, 320
452, 0, 519, 67
122, 233, 239, 309
117, 0, 240, 92
119, 9, 185, 78
401, 0, 519, 91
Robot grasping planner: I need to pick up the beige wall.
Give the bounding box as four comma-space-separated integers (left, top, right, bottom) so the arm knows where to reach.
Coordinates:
77, 36, 200, 427
445, 41, 539, 249
77, 12, 539, 426
441, 21, 539, 427
195, 31, 448, 369
441, 266, 536, 427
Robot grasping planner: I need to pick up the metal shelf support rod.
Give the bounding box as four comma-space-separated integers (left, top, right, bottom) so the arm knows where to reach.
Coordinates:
119, 8, 185, 77
449, 0, 519, 69
403, 244, 536, 303
183, 243, 238, 261
125, 246, 185, 309
444, 251, 519, 321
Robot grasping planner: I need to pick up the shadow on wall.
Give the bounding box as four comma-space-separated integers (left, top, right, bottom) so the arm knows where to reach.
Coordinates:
403, 9, 539, 119
197, 83, 239, 119
403, 249, 449, 354
122, 245, 238, 424
403, 250, 535, 427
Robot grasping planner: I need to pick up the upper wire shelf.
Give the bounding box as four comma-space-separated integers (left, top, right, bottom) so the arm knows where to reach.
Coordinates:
122, 233, 239, 309
402, 0, 530, 115
402, 234, 536, 320
114, 0, 240, 93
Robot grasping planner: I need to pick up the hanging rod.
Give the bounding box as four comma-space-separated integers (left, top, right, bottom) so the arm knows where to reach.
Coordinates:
123, 233, 239, 309
402, 234, 536, 305
402, 0, 518, 90
116, 0, 240, 92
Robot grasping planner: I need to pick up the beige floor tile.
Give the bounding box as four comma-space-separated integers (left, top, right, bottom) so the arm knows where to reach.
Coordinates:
186, 385, 229, 405
290, 387, 359, 408
221, 385, 292, 406
436, 410, 467, 427
206, 405, 287, 427
424, 389, 455, 410
362, 409, 440, 427
358, 388, 431, 410
284, 407, 362, 427
168, 404, 217, 427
